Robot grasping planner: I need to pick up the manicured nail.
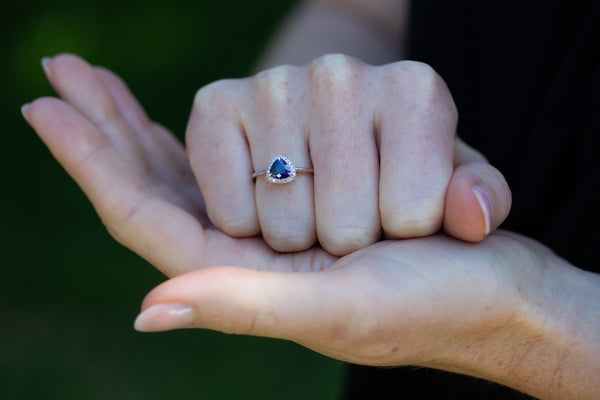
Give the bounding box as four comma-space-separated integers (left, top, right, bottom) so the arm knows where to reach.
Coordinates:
473, 186, 492, 236
20, 103, 31, 122
41, 56, 52, 77
134, 303, 194, 332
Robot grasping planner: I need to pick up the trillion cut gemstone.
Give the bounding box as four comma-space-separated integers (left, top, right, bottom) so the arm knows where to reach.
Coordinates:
270, 158, 291, 178
267, 156, 296, 183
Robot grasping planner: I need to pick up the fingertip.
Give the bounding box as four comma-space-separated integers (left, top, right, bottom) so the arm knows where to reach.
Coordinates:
134, 302, 195, 332
23, 97, 70, 132
444, 178, 487, 242
42, 54, 84, 82
136, 266, 327, 339
138, 266, 255, 310
472, 185, 492, 236
41, 56, 52, 78
43, 53, 96, 91
20, 103, 31, 122
443, 163, 511, 242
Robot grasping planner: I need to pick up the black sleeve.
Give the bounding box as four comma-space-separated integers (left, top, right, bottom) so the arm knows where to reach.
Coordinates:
408, 0, 600, 272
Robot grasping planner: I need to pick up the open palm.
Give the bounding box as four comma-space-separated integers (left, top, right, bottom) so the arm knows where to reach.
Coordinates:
27, 54, 338, 278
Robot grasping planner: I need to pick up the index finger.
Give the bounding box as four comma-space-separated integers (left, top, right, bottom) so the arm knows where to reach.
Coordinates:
24, 98, 207, 277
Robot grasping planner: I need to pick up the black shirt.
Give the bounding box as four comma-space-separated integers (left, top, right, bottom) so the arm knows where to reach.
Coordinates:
344, 1, 600, 398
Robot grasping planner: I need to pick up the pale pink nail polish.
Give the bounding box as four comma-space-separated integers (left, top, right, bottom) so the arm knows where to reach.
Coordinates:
473, 186, 492, 236
21, 103, 31, 122
134, 303, 194, 332
41, 57, 52, 77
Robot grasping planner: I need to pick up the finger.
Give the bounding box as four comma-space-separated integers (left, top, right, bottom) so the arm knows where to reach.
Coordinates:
444, 140, 512, 242
134, 264, 395, 366
24, 95, 338, 276
24, 97, 206, 277
309, 55, 380, 256
42, 54, 148, 174
186, 79, 260, 238
246, 65, 316, 252
94, 67, 199, 197
134, 266, 333, 341
377, 61, 456, 238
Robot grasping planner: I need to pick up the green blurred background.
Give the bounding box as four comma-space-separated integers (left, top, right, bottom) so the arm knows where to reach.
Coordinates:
1, 1, 345, 398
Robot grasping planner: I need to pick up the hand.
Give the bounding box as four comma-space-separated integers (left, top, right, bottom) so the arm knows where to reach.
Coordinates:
133, 230, 550, 363
186, 54, 512, 255
23, 53, 337, 278
134, 230, 600, 400
25, 52, 517, 364
24, 54, 599, 399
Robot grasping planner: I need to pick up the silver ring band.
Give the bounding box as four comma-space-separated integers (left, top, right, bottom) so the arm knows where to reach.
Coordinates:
252, 155, 313, 184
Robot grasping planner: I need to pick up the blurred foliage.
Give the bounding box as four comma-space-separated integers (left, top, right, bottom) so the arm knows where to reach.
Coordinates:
0, 1, 345, 399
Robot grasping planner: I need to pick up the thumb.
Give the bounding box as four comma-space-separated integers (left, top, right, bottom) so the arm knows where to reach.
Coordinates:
133, 266, 334, 341
444, 140, 512, 242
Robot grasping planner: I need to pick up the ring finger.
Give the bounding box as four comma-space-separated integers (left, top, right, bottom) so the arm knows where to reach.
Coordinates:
245, 66, 316, 252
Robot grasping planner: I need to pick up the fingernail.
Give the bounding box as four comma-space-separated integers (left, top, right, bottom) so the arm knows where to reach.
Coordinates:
473, 186, 492, 236
41, 56, 52, 77
20, 103, 31, 122
134, 303, 194, 332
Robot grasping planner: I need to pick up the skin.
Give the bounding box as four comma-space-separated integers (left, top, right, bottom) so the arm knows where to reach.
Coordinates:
21, 1, 600, 398
188, 54, 511, 255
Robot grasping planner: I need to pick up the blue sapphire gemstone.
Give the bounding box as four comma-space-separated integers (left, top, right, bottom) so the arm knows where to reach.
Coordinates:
267, 156, 296, 183
270, 158, 291, 179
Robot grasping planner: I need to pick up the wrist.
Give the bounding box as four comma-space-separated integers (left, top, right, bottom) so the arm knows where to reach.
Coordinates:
519, 255, 600, 399
431, 240, 600, 399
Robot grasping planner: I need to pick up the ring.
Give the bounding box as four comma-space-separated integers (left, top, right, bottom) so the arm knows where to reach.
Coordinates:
252, 155, 313, 184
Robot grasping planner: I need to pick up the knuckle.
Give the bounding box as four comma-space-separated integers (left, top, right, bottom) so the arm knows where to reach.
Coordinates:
253, 65, 297, 98
251, 64, 300, 119
188, 78, 242, 149
309, 54, 364, 97
389, 60, 439, 91
386, 61, 458, 123
193, 78, 239, 115
397, 60, 438, 82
